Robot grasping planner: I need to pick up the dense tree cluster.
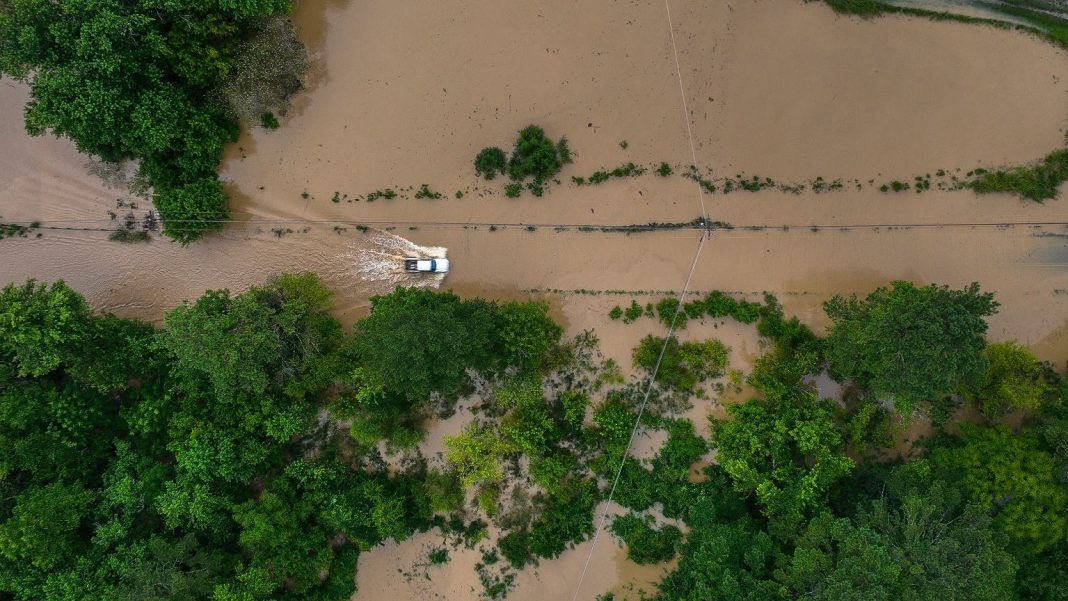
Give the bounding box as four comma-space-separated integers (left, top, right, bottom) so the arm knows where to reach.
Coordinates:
0, 276, 559, 600
0, 1, 307, 242
1, 275, 1065, 600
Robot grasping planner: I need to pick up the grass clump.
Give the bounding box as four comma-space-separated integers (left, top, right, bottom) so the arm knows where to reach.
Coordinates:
504, 183, 523, 198
656, 162, 673, 177
609, 305, 623, 321
0, 222, 39, 240
108, 229, 151, 243
622, 300, 644, 324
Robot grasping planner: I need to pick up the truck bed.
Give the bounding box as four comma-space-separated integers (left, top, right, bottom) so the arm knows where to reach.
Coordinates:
404, 259, 420, 272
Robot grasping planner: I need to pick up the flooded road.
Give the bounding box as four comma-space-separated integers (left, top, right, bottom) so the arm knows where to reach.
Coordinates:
3, 0, 1068, 598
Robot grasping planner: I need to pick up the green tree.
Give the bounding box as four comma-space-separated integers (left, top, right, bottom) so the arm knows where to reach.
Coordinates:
444, 423, 516, 489
0, 280, 91, 377
968, 341, 1049, 419
355, 288, 497, 402
712, 389, 854, 537
824, 281, 998, 414
633, 336, 729, 393
929, 424, 1067, 554
779, 477, 1018, 601
0, 0, 301, 242
0, 482, 95, 571
496, 301, 562, 372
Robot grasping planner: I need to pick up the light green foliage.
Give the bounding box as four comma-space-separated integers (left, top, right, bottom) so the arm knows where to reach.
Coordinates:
611, 513, 682, 564
824, 281, 997, 414
713, 390, 854, 536
969, 341, 1049, 419
496, 301, 562, 372
930, 425, 1067, 554
444, 423, 516, 489
633, 336, 728, 392
0, 279, 91, 377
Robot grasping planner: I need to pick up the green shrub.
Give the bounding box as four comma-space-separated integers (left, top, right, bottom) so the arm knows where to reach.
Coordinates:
633, 336, 729, 392
507, 125, 568, 183
608, 305, 623, 320
622, 300, 644, 324
498, 530, 532, 568
528, 479, 597, 559
656, 298, 686, 329
260, 111, 280, 129
414, 184, 443, 200
657, 162, 673, 177
504, 183, 522, 198
475, 147, 508, 180
971, 148, 1068, 202
610, 513, 682, 564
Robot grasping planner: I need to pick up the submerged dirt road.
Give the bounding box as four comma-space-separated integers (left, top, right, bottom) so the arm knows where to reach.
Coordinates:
3, 0, 1068, 598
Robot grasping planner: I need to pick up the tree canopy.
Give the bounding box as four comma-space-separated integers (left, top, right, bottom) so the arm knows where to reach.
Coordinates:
824, 281, 998, 414
0, 0, 305, 242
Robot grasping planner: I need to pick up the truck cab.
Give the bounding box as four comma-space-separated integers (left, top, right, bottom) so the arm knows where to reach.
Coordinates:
404, 257, 449, 273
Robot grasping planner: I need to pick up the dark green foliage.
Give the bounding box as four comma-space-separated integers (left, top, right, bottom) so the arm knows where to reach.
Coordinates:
259, 112, 280, 129
608, 305, 623, 320
824, 281, 998, 414
529, 479, 598, 559
0, 222, 39, 240
623, 300, 644, 323
611, 514, 682, 564
657, 162, 674, 177
0, 1, 303, 242
355, 288, 497, 403
504, 183, 522, 198
496, 301, 563, 372
415, 184, 444, 199
507, 125, 567, 183
633, 336, 728, 392
776, 476, 1018, 600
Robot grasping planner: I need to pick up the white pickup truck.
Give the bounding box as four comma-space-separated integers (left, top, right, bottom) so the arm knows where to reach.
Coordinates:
404, 257, 449, 273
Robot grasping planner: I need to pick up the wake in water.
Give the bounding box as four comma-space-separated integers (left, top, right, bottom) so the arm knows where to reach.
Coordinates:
331, 229, 448, 297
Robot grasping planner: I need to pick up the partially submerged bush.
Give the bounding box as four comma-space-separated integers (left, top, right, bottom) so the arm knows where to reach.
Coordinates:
475, 147, 508, 180
633, 336, 729, 392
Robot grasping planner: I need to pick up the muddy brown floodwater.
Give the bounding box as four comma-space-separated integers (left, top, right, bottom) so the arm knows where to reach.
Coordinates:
3, 0, 1068, 598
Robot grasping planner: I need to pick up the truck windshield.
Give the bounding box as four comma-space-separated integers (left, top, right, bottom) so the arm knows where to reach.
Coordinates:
429, 260, 437, 271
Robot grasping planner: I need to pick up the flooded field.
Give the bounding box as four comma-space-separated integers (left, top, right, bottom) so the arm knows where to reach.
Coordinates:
3, 0, 1068, 598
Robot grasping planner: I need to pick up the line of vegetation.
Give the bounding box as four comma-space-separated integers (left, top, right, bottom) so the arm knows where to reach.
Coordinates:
0, 221, 40, 240
571, 162, 646, 186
